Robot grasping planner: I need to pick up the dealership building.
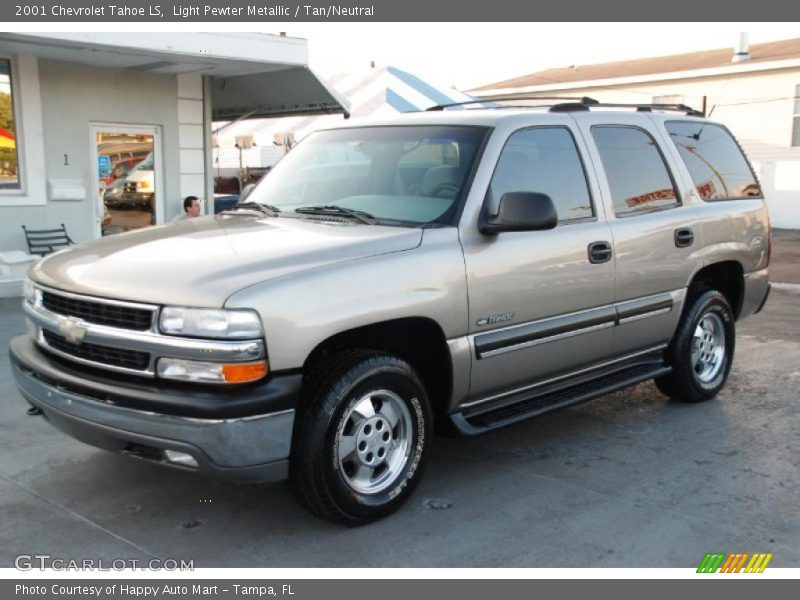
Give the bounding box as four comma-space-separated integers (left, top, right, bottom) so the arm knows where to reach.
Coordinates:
0, 32, 347, 288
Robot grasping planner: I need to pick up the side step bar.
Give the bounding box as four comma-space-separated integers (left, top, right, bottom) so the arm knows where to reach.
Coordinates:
448, 363, 671, 435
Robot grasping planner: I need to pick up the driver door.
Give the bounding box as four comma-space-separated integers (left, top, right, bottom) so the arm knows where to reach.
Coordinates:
461, 122, 617, 401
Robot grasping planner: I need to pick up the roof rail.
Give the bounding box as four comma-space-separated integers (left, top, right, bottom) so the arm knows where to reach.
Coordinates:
426, 95, 599, 111
550, 101, 704, 117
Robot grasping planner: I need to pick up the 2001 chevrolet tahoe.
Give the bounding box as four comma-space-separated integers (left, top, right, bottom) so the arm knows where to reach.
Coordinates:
10, 100, 771, 525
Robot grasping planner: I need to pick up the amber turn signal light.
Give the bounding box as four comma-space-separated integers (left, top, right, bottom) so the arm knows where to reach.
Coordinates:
222, 361, 269, 383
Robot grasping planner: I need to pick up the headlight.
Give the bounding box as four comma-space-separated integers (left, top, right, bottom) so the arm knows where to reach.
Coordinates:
23, 277, 36, 305
159, 307, 263, 339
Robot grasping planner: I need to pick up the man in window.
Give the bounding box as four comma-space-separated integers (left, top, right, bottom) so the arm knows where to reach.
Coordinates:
170, 196, 201, 223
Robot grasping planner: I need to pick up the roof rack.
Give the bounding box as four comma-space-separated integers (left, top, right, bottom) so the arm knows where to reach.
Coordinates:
426, 95, 600, 111
549, 101, 704, 117
425, 95, 704, 117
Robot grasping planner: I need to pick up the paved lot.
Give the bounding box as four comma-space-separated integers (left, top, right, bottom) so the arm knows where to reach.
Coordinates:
1, 242, 798, 568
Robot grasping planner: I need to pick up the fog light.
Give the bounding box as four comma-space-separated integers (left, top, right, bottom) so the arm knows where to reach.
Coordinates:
157, 358, 268, 384
164, 450, 199, 468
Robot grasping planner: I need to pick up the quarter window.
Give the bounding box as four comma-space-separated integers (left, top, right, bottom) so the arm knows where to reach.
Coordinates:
592, 126, 679, 216
0, 58, 20, 190
665, 121, 762, 200
488, 127, 593, 222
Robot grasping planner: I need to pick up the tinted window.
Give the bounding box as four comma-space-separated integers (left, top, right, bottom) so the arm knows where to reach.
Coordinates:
592, 126, 679, 216
488, 127, 593, 222
666, 121, 762, 200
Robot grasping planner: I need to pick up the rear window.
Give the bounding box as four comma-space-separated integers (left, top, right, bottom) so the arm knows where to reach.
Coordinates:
665, 121, 762, 200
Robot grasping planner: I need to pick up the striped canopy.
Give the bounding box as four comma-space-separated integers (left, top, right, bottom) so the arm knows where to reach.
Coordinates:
214, 66, 490, 169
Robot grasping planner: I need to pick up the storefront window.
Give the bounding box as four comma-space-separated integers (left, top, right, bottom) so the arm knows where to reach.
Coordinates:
0, 58, 20, 190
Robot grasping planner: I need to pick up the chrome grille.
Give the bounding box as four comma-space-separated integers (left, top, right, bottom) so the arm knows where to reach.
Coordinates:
42, 291, 153, 331
42, 330, 150, 371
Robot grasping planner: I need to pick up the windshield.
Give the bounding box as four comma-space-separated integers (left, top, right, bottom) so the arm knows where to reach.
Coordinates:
245, 125, 487, 226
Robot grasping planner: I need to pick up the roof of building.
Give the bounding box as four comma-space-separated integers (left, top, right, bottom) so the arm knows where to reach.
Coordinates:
473, 37, 800, 91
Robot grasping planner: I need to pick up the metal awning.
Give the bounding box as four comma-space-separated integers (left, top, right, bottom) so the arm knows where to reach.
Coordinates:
0, 32, 349, 119
210, 65, 349, 120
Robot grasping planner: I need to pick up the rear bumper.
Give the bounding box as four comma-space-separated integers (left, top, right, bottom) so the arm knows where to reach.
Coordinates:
740, 268, 770, 319
10, 335, 299, 483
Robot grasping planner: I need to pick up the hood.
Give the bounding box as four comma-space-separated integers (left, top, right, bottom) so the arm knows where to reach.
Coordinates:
32, 215, 422, 307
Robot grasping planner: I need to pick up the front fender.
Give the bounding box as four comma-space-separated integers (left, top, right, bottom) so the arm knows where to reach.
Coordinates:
224, 228, 469, 371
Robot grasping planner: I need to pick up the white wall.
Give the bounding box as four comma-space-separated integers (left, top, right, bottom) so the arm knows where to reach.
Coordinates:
0, 57, 183, 252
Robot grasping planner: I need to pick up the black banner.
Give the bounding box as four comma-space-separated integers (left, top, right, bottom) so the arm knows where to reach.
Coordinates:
5, 579, 800, 600
2, 0, 798, 22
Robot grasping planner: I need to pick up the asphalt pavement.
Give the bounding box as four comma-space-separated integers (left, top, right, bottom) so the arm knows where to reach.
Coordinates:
1, 235, 798, 568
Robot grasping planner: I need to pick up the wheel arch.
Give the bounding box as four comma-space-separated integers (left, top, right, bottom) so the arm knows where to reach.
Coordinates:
302, 317, 453, 417
687, 260, 745, 319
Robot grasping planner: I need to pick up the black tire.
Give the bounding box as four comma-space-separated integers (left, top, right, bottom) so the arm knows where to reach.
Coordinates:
289, 349, 432, 526
655, 288, 735, 402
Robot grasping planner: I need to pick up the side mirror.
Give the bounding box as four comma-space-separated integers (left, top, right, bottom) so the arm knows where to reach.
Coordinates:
478, 192, 558, 235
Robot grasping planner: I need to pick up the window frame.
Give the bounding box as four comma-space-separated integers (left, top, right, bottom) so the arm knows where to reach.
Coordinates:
591, 124, 683, 219
0, 53, 24, 196
485, 125, 597, 226
665, 119, 763, 202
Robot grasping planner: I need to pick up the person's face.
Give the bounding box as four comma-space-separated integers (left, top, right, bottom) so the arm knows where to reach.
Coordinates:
187, 199, 201, 218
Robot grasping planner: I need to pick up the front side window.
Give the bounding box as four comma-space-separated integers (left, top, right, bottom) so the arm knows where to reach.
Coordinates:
0, 58, 20, 190
666, 121, 762, 200
246, 125, 487, 226
488, 127, 594, 222
592, 126, 679, 216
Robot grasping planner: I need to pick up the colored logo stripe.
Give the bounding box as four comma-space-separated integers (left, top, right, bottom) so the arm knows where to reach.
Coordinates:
745, 553, 773, 573
719, 553, 749, 573
697, 552, 773, 573
697, 553, 726, 573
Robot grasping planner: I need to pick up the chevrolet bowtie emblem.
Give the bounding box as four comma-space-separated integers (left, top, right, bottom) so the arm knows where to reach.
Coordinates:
57, 316, 88, 344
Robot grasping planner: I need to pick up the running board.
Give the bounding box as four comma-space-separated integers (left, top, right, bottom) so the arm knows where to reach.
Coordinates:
449, 363, 671, 435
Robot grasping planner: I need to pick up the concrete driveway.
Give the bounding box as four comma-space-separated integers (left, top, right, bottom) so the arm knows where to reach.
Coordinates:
1, 255, 798, 568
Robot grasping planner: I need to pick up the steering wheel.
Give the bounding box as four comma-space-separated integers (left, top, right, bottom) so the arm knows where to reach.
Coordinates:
427, 183, 460, 198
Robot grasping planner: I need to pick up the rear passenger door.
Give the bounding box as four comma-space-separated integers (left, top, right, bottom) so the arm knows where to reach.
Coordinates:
575, 115, 698, 356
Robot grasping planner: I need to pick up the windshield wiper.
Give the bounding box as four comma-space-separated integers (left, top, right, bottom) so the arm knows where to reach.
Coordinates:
225, 202, 281, 217
294, 205, 377, 225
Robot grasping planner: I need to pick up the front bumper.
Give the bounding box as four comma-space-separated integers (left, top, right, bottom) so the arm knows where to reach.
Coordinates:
10, 335, 300, 483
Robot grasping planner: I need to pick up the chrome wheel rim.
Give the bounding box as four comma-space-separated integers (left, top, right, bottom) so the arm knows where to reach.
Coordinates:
691, 312, 726, 383
336, 390, 413, 495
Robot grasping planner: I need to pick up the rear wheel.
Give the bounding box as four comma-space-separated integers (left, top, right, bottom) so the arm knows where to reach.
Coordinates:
655, 288, 735, 402
290, 350, 432, 526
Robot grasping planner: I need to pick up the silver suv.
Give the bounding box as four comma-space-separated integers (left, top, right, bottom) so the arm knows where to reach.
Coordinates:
11, 100, 771, 525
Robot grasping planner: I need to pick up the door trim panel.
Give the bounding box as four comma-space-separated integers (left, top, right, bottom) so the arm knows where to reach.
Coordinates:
472, 291, 675, 360
475, 305, 616, 359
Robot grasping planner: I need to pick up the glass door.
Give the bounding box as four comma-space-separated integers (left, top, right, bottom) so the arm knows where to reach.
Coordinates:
91, 124, 163, 237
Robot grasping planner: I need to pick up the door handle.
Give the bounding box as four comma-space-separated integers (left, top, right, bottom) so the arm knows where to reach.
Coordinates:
588, 241, 613, 264
675, 228, 694, 248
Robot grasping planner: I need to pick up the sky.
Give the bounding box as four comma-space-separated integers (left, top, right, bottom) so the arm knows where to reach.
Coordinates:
11, 21, 800, 92
268, 22, 800, 90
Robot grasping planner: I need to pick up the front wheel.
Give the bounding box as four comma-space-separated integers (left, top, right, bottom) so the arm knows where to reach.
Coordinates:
290, 350, 432, 526
655, 289, 735, 402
